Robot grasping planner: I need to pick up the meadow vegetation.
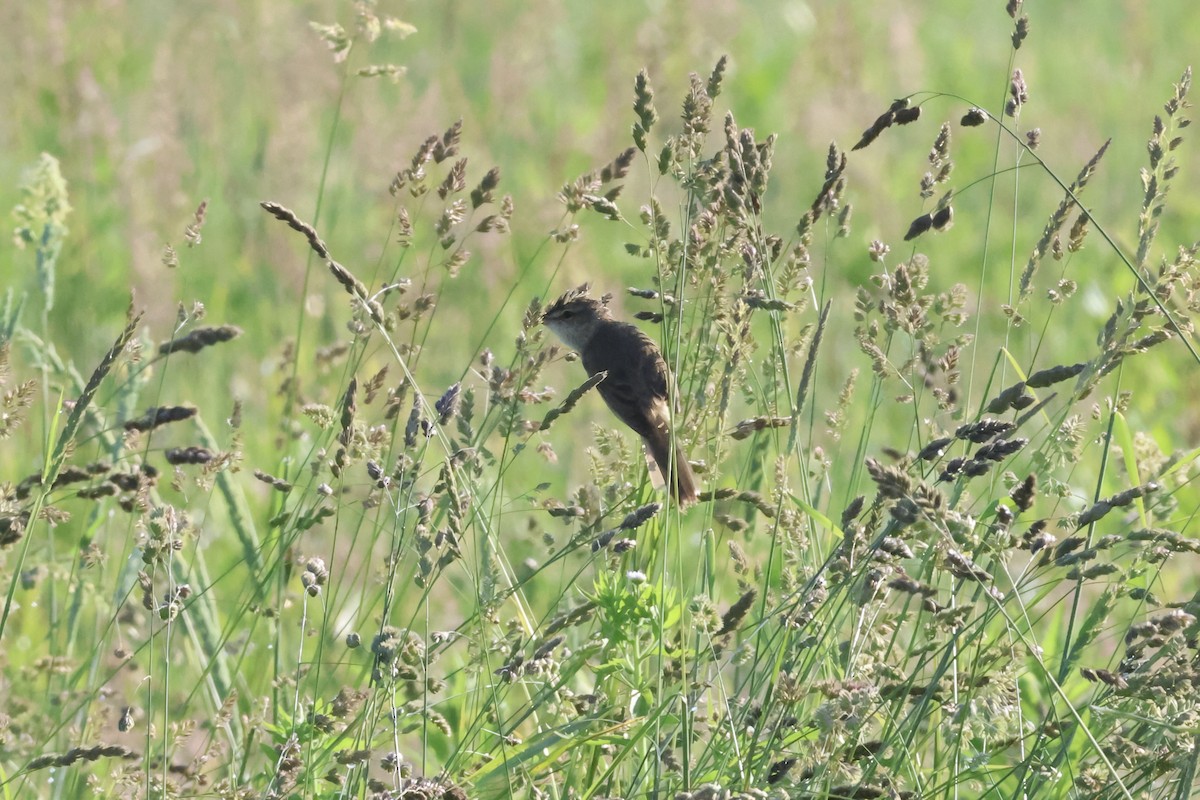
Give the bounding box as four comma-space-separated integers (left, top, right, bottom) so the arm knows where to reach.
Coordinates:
2, 1, 1200, 798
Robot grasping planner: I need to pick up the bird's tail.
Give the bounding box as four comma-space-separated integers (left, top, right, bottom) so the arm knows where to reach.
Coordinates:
646, 432, 699, 506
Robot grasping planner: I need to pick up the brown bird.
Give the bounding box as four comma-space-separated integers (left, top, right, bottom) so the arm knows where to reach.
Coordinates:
542, 284, 698, 505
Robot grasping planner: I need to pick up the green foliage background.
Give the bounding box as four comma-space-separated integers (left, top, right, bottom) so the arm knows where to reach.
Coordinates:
4, 1, 1198, 396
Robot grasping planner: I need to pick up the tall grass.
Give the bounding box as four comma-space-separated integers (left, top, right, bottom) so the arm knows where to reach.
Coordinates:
2, 2, 1200, 799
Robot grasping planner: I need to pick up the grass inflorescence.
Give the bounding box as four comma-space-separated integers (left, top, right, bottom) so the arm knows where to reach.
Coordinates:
1, 5, 1199, 800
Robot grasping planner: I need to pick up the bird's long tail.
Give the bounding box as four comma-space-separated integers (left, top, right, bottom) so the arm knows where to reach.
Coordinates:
645, 432, 699, 506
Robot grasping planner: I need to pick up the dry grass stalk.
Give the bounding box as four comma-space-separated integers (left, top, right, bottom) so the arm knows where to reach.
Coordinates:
159, 325, 242, 355
259, 201, 329, 259
124, 406, 197, 432
1017, 139, 1111, 302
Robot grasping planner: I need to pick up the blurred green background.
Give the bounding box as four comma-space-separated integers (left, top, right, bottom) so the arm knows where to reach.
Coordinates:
3, 0, 1199, 460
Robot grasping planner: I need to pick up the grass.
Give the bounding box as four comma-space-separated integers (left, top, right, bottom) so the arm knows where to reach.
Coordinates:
3, 1, 1200, 798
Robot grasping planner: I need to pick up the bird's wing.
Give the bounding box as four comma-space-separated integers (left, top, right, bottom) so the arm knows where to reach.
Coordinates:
638, 332, 671, 401
582, 324, 667, 439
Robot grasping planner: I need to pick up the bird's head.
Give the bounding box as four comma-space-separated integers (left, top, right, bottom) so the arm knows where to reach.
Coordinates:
542, 284, 612, 351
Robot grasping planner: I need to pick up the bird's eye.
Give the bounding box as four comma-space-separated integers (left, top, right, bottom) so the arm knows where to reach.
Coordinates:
560, 310, 573, 319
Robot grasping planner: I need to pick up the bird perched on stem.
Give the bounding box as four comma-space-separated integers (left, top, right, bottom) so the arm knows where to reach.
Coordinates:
542, 284, 698, 505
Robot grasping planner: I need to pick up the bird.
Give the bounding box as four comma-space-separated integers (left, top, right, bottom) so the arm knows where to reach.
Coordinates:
542, 284, 698, 505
